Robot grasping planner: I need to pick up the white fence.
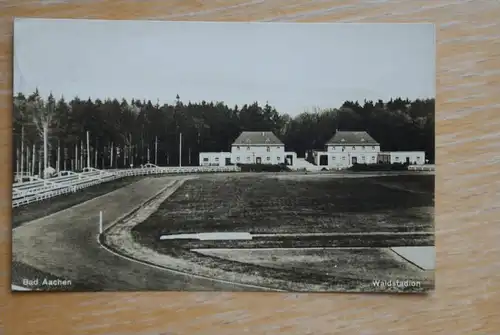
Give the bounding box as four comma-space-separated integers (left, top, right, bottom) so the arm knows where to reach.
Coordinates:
112, 165, 241, 177
12, 165, 241, 208
12, 167, 120, 208
408, 164, 435, 171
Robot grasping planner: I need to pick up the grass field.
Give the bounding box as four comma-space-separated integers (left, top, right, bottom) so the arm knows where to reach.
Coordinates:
133, 174, 434, 237
131, 174, 435, 292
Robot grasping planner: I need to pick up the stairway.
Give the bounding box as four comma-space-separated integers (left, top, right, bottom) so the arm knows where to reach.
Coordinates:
291, 158, 323, 172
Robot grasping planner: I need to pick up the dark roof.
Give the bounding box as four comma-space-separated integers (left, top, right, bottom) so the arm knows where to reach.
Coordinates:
326, 131, 379, 145
232, 131, 283, 145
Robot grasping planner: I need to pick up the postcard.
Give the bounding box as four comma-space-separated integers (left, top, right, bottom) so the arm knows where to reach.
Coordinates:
12, 18, 435, 293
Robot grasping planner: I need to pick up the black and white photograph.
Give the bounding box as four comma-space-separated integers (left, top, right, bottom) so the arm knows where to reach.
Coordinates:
12, 18, 435, 293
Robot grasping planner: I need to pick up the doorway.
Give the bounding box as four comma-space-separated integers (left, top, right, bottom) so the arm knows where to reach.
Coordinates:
352, 156, 357, 165
256, 157, 262, 164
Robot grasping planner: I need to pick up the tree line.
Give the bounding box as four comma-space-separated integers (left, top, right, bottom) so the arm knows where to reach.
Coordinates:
12, 90, 435, 176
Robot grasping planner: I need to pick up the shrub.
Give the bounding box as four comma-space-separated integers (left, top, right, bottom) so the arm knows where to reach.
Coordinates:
237, 163, 291, 172
348, 162, 408, 172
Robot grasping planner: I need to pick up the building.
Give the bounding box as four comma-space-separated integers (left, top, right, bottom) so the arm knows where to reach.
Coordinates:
199, 152, 231, 167
313, 130, 425, 169
199, 131, 297, 167
377, 151, 426, 165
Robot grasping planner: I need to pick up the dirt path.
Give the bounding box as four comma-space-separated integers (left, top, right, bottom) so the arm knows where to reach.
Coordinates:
12, 176, 256, 292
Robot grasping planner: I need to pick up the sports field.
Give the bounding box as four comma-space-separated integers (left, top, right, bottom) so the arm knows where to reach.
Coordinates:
133, 174, 434, 236
131, 173, 435, 292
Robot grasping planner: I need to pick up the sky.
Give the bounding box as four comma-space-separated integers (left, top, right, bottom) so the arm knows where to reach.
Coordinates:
14, 18, 435, 117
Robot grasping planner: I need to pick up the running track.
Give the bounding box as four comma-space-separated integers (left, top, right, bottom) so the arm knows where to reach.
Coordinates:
11, 176, 262, 292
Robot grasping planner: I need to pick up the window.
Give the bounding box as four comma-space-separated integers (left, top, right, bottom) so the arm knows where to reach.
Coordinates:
277, 157, 281, 161
332, 156, 336, 160
266, 156, 271, 161
342, 156, 345, 160
395, 157, 399, 160
267, 146, 270, 152
417, 156, 421, 160
203, 158, 208, 162
372, 146, 375, 150
246, 157, 251, 161
361, 156, 365, 161
247, 146, 250, 150
236, 156, 240, 161
372, 156, 376, 161
236, 146, 240, 150
277, 146, 281, 149
352, 146, 356, 150
215, 157, 219, 161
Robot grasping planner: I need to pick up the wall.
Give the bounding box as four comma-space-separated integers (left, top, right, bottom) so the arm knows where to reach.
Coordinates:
284, 151, 297, 165
388, 151, 426, 165
199, 152, 231, 166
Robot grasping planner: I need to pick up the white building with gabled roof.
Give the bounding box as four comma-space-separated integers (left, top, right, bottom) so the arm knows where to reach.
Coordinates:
313, 130, 425, 169
199, 131, 297, 167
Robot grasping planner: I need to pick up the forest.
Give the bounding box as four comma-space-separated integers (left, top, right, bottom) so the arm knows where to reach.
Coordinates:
12, 90, 435, 175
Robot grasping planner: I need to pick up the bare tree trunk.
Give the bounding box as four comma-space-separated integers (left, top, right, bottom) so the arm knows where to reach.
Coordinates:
95, 146, 98, 168
16, 145, 20, 177
116, 146, 119, 168
31, 144, 35, 176
147, 146, 150, 163
43, 124, 48, 171
155, 136, 158, 165
131, 145, 134, 166
101, 146, 105, 169
86, 131, 90, 168
26, 145, 31, 176
38, 149, 42, 178
63, 147, 67, 171
110, 142, 114, 168
188, 147, 192, 165
130, 135, 133, 167
80, 140, 84, 170
57, 139, 61, 173
20, 126, 25, 174
75, 143, 79, 171
71, 159, 74, 171
141, 130, 144, 163
123, 146, 127, 167
167, 153, 169, 165
179, 133, 182, 167
26, 142, 30, 175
